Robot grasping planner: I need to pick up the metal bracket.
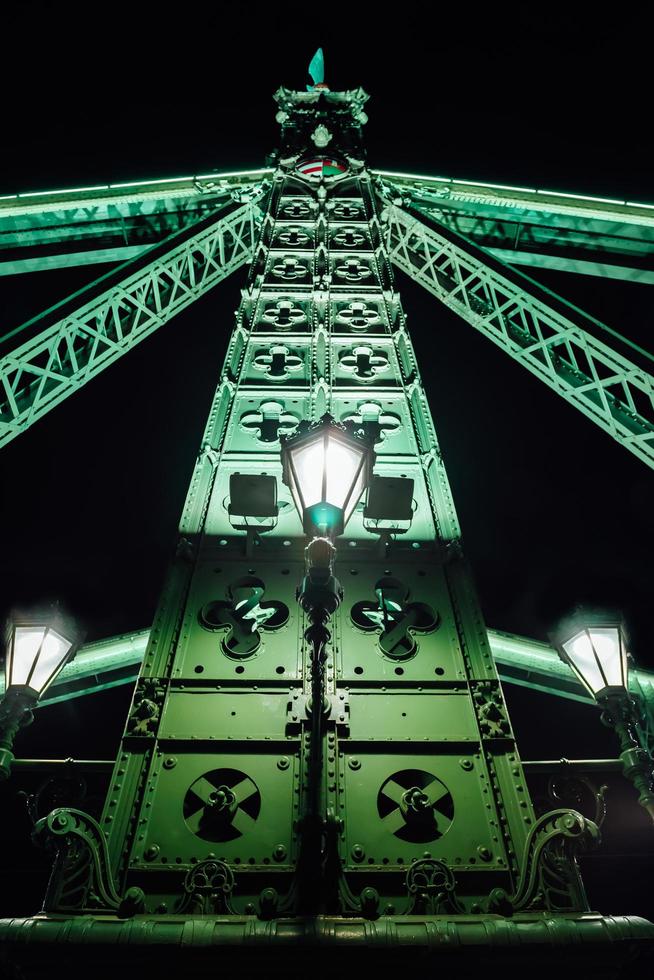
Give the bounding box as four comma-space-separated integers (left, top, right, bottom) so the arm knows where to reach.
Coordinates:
286, 691, 350, 733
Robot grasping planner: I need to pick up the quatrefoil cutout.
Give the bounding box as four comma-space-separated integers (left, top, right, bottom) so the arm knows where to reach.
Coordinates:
333, 202, 362, 219
240, 401, 300, 444
252, 346, 303, 380
277, 226, 311, 247
333, 258, 373, 283
332, 227, 367, 248
341, 401, 401, 443
337, 302, 382, 332
338, 346, 390, 380
281, 200, 311, 218
260, 300, 306, 331
271, 257, 309, 281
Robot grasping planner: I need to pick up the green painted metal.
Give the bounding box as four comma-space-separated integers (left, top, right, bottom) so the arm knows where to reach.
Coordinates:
380, 201, 654, 470
13, 81, 595, 923
0, 171, 270, 275
0, 911, 652, 952
376, 171, 654, 283
11, 625, 652, 712
0, 199, 262, 448
4, 168, 653, 281
2, 84, 652, 970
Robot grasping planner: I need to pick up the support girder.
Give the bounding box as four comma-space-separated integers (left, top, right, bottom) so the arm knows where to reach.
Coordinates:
3, 169, 653, 280
377, 172, 654, 282
9, 624, 653, 723
0, 171, 271, 275
0, 198, 264, 448
380, 200, 654, 470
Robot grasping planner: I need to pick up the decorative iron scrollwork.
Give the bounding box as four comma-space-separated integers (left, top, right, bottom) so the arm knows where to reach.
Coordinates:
405, 858, 464, 915
470, 680, 511, 739
178, 859, 236, 914
34, 808, 122, 913
127, 677, 166, 736
22, 769, 88, 825
547, 772, 608, 827
484, 808, 599, 914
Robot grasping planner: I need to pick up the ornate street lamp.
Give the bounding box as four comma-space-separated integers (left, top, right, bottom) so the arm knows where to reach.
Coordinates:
281, 414, 374, 906
281, 414, 374, 538
552, 612, 654, 822
0, 609, 83, 780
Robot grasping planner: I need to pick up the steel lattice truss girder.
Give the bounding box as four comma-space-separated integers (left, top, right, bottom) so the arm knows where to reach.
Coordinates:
381, 202, 654, 469
376, 172, 654, 283
0, 171, 271, 275
3, 170, 653, 280
0, 200, 262, 448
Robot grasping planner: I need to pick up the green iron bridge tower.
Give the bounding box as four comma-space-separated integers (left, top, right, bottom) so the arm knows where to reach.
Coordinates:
0, 72, 653, 974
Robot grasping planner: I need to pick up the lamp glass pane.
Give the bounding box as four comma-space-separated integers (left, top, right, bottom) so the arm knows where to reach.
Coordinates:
344, 461, 367, 524
563, 628, 619, 695
29, 629, 72, 695
286, 468, 304, 526
290, 441, 325, 508
325, 439, 363, 510
588, 627, 625, 688
9, 627, 46, 687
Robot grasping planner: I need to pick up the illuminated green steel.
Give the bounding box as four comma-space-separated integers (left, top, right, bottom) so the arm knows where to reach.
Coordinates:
4, 168, 652, 280
0, 170, 270, 275
381, 202, 654, 469
2, 79, 653, 974
376, 171, 654, 283
0, 199, 263, 448
15, 626, 654, 720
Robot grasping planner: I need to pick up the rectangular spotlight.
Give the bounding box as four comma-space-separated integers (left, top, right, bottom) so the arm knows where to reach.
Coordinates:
228, 474, 278, 519
364, 475, 414, 523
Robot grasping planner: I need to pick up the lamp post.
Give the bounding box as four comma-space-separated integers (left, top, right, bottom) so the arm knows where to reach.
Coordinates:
552, 613, 654, 823
0, 609, 83, 780
281, 414, 374, 906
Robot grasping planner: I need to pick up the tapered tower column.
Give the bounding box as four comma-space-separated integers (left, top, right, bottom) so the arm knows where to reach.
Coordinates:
18, 84, 621, 937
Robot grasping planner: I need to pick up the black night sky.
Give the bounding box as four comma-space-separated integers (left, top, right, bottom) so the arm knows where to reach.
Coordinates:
0, 3, 653, 920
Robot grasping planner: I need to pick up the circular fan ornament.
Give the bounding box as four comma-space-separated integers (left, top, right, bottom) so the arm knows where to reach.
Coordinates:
296, 156, 348, 181
377, 769, 454, 843
183, 768, 261, 842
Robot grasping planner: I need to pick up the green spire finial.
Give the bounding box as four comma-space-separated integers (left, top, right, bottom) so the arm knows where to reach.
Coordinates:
307, 48, 326, 91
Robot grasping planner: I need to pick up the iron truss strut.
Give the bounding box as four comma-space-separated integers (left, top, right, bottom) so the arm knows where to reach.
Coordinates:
379, 201, 654, 470
0, 197, 265, 448
0, 170, 271, 275
375, 172, 654, 283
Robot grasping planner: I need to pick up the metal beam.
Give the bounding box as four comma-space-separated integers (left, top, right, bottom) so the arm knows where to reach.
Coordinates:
379, 201, 654, 470
376, 171, 654, 282
8, 624, 653, 717
0, 171, 271, 274
0, 197, 265, 448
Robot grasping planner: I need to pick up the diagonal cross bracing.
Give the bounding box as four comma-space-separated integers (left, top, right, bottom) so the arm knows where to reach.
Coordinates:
382, 202, 654, 470
375, 171, 654, 283
0, 200, 263, 448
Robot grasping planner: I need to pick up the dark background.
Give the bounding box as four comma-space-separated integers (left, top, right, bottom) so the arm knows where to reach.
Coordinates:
0, 2, 652, 918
